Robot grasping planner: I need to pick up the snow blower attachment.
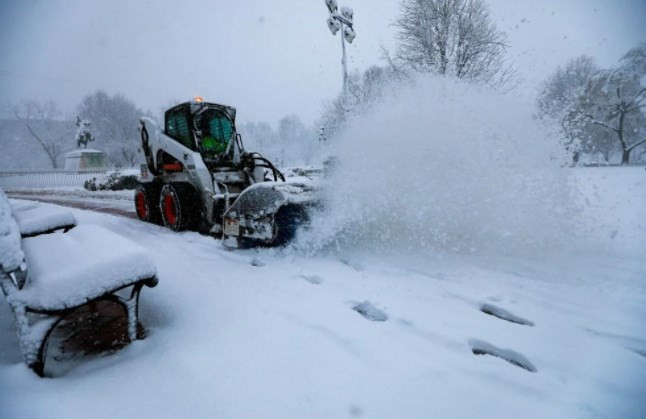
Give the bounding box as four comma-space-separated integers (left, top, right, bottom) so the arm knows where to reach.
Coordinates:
135, 98, 317, 246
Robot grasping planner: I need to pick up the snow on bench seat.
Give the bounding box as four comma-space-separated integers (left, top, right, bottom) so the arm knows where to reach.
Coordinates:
8, 199, 40, 212
7, 224, 156, 311
11, 202, 77, 238
0, 190, 24, 274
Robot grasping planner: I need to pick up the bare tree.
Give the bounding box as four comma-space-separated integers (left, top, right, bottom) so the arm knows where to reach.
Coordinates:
238, 121, 275, 153
238, 118, 316, 168
77, 90, 145, 166
12, 100, 72, 168
319, 65, 399, 141
390, 0, 512, 86
537, 56, 598, 120
583, 82, 646, 165
121, 148, 139, 167
578, 43, 646, 165
277, 115, 309, 167
319, 96, 349, 142
537, 56, 608, 164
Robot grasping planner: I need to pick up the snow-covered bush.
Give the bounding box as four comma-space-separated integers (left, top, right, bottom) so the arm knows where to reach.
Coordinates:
84, 170, 139, 191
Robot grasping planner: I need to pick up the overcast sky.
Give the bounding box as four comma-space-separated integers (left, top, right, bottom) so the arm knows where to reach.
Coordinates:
1, 0, 644, 127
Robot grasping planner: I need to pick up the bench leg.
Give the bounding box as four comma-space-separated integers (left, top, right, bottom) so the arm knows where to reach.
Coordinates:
11, 279, 155, 376
127, 283, 145, 341
12, 305, 63, 377
29, 360, 45, 377
114, 282, 145, 342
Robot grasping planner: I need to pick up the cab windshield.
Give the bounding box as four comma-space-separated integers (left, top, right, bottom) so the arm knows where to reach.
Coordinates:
195, 109, 234, 155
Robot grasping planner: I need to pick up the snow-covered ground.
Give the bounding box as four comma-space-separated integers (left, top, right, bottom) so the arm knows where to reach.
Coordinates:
0, 166, 644, 419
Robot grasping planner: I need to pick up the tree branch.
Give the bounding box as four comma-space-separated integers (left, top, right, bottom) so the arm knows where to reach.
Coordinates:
584, 114, 619, 133
627, 138, 646, 152
626, 88, 646, 112
13, 105, 66, 168
629, 87, 646, 105
380, 46, 404, 74
626, 103, 646, 113
13, 110, 48, 150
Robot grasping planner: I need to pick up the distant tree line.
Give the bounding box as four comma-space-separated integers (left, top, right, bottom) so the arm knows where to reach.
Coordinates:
5, 91, 321, 170
238, 115, 319, 168
8, 91, 147, 168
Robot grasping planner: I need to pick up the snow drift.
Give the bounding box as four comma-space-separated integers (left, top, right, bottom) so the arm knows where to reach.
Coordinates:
298, 75, 578, 256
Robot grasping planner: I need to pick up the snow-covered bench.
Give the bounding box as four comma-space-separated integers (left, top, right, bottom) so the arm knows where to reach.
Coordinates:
11, 200, 77, 238
0, 190, 158, 376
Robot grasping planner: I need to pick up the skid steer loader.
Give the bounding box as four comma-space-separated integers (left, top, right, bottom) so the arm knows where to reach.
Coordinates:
134, 98, 316, 246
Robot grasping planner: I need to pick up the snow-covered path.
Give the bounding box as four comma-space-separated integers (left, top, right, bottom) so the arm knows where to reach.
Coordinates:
1, 168, 645, 419
6, 188, 135, 219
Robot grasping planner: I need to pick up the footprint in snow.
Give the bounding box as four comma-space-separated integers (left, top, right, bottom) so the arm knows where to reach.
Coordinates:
352, 301, 388, 322
480, 303, 534, 326
340, 258, 363, 271
250, 257, 265, 267
299, 274, 324, 285
629, 348, 646, 358
349, 404, 363, 417
584, 328, 646, 358
469, 339, 537, 373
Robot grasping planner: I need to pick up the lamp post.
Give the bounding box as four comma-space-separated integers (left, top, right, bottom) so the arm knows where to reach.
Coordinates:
324, 0, 356, 107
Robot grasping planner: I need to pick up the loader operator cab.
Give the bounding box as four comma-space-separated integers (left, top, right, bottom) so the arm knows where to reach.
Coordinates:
195, 109, 233, 155
164, 100, 238, 162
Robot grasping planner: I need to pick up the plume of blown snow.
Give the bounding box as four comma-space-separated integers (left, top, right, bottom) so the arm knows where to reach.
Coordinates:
297, 75, 578, 257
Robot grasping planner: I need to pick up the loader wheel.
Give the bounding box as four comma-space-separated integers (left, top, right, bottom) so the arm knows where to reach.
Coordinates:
134, 183, 162, 224
267, 205, 306, 247
159, 183, 199, 231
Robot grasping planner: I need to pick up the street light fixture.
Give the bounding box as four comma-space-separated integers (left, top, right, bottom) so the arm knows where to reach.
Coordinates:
325, 0, 356, 107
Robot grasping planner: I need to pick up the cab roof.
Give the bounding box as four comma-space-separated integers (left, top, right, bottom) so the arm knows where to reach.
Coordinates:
166, 100, 237, 122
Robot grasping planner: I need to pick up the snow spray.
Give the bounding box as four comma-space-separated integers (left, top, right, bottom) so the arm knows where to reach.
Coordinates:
296, 75, 579, 257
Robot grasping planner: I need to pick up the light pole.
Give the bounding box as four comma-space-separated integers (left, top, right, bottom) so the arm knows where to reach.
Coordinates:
324, 0, 356, 107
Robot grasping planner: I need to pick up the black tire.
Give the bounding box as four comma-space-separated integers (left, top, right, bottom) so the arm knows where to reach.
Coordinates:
134, 183, 162, 224
159, 183, 200, 231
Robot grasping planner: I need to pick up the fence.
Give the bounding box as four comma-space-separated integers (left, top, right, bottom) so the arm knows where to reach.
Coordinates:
0, 168, 138, 189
